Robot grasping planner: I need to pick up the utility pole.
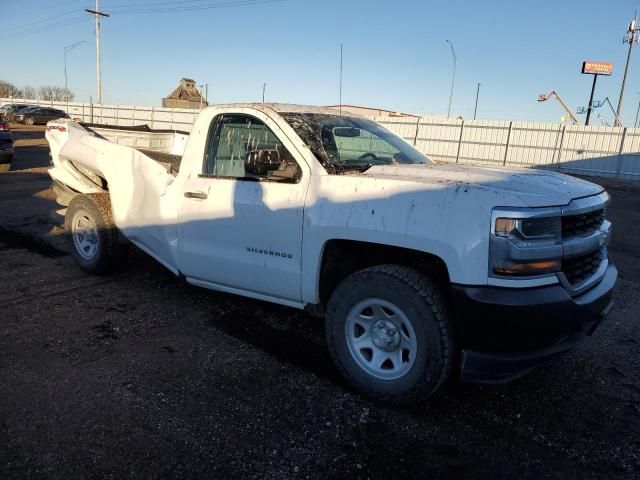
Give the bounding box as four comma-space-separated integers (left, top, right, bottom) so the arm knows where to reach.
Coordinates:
85, 1, 109, 104
446, 40, 457, 118
205, 84, 208, 105
616, 12, 640, 126
473, 82, 481, 120
635, 93, 640, 127
64, 41, 86, 113
339, 43, 343, 116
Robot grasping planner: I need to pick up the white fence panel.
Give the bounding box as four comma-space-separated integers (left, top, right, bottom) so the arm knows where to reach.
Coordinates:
3, 96, 640, 179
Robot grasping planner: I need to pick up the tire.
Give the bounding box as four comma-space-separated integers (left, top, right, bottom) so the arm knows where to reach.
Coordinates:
325, 264, 453, 404
65, 194, 127, 274
24, 117, 35, 126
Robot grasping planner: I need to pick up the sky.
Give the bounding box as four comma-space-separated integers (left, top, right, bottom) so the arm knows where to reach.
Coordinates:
1, 0, 639, 124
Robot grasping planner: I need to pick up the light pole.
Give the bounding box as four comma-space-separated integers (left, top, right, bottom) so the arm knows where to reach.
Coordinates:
446, 40, 457, 118
339, 43, 343, 115
616, 12, 640, 126
634, 93, 640, 127
262, 83, 267, 103
64, 41, 87, 112
473, 82, 481, 120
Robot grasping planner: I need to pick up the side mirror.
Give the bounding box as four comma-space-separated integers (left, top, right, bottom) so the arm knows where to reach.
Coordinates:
245, 149, 282, 176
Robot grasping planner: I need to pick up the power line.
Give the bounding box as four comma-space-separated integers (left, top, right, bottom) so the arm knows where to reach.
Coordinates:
0, 0, 287, 40
109, 1, 285, 15
1, 17, 90, 40
3, 9, 81, 34
106, 0, 287, 15
105, 0, 231, 7
105, 0, 280, 8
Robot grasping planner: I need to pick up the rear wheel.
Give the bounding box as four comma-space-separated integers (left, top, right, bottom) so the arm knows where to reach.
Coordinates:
325, 265, 453, 404
65, 194, 127, 274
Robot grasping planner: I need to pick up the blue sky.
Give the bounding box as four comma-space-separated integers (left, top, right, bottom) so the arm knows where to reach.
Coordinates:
1, 0, 638, 124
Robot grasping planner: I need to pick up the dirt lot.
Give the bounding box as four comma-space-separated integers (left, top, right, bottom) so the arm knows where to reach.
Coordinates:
1, 125, 639, 479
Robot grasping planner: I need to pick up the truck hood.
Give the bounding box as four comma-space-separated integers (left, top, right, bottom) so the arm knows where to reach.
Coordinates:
361, 163, 604, 207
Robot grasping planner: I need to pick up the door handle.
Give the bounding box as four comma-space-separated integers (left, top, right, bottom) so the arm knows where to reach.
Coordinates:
184, 191, 208, 200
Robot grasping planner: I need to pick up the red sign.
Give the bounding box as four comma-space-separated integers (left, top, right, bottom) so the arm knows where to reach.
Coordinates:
582, 61, 613, 75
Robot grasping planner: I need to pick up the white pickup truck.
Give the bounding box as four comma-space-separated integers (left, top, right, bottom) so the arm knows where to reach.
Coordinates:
46, 104, 617, 403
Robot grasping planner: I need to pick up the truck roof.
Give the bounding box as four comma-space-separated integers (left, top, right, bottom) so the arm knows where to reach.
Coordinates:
208, 103, 361, 117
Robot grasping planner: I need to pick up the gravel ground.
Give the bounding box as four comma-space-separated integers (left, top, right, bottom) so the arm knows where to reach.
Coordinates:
0, 126, 639, 479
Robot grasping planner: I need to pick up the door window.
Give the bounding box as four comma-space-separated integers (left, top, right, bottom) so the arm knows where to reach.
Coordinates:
203, 115, 301, 183
333, 126, 400, 162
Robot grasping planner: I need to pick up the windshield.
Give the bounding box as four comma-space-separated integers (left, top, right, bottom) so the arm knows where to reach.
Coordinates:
281, 113, 432, 174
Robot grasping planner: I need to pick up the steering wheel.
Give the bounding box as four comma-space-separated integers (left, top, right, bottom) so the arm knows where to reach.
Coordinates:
357, 152, 378, 162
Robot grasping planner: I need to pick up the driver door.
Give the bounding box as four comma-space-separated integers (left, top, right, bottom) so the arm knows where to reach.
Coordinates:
178, 114, 308, 303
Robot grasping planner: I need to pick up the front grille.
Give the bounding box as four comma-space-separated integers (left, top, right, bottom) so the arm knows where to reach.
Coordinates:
562, 249, 603, 286
562, 209, 605, 238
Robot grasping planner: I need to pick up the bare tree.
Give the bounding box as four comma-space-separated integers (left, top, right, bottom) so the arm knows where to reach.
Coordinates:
53, 86, 74, 102
38, 86, 52, 101
0, 80, 21, 98
22, 86, 37, 99
38, 85, 74, 101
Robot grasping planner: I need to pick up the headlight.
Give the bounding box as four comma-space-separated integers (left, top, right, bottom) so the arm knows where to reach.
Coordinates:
494, 216, 561, 243
490, 210, 562, 277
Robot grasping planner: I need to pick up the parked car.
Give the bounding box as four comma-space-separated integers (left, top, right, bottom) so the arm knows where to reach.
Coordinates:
1, 103, 38, 122
15, 107, 69, 125
45, 104, 617, 404
0, 104, 11, 119
0, 119, 13, 172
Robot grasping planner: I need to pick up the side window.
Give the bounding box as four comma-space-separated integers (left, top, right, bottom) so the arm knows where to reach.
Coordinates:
202, 115, 301, 183
333, 126, 400, 163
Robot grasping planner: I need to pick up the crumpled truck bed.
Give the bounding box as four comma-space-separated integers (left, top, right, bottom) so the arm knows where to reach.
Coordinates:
46, 120, 187, 269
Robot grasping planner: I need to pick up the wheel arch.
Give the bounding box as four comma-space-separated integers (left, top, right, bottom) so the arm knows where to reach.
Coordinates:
316, 239, 451, 308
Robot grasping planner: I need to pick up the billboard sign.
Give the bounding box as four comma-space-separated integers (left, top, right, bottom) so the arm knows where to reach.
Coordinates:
581, 61, 613, 75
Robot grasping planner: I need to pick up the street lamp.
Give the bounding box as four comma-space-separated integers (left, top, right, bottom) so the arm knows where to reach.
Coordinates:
616, 12, 640, 126
474, 82, 481, 120
64, 41, 87, 112
446, 40, 458, 118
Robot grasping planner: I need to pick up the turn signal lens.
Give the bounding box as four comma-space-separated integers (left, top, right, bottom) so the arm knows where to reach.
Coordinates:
493, 260, 561, 276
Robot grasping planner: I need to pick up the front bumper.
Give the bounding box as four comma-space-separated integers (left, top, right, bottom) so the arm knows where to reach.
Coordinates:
452, 262, 617, 383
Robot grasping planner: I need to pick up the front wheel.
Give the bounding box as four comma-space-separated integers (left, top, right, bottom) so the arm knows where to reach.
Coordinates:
65, 194, 127, 274
24, 117, 35, 125
325, 265, 453, 404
